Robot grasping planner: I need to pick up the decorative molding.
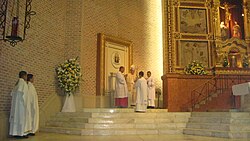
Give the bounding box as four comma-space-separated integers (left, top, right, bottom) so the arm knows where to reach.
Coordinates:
244, 2, 250, 23
167, 0, 173, 72
23, 0, 36, 40
205, 0, 212, 8
208, 34, 214, 40
96, 33, 133, 96
173, 32, 181, 39
0, 0, 7, 40
173, 0, 180, 7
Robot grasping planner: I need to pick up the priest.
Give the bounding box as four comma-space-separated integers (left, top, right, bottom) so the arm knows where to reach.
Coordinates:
147, 71, 155, 108
27, 74, 39, 135
135, 71, 148, 112
9, 71, 30, 138
115, 66, 128, 108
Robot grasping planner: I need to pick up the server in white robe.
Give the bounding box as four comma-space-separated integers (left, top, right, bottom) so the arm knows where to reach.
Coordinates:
147, 71, 155, 108
126, 65, 137, 106
115, 66, 128, 108
9, 71, 30, 138
27, 74, 39, 135
135, 71, 148, 112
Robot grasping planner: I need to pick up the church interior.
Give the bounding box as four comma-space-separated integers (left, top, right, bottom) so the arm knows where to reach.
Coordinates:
1, 0, 250, 140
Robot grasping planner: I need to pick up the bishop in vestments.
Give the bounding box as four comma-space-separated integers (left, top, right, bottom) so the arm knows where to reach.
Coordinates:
126, 65, 137, 106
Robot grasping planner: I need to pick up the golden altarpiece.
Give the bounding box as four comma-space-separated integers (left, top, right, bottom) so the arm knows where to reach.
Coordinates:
162, 0, 250, 111
164, 0, 250, 74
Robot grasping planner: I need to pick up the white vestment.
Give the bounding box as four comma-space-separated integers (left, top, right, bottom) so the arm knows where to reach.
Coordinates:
28, 82, 39, 133
135, 77, 148, 112
147, 76, 155, 107
9, 78, 30, 136
126, 73, 137, 105
115, 71, 128, 98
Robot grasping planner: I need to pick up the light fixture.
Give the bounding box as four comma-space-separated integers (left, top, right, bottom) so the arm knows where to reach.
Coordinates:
0, 0, 36, 46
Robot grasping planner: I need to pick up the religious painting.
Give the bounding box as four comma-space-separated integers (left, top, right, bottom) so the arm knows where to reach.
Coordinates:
178, 41, 209, 67
111, 51, 121, 69
180, 8, 207, 34
96, 33, 133, 96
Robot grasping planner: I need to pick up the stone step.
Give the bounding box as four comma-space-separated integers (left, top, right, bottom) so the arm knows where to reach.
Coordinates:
90, 112, 190, 118
46, 121, 87, 128
42, 109, 191, 136
88, 117, 189, 124
186, 123, 230, 131
79, 108, 168, 113
189, 116, 250, 124
230, 118, 250, 124
188, 117, 231, 124
183, 128, 250, 138
40, 127, 82, 135
49, 117, 89, 122
46, 121, 187, 129
55, 112, 92, 117
40, 127, 184, 135
88, 118, 135, 124
191, 112, 250, 118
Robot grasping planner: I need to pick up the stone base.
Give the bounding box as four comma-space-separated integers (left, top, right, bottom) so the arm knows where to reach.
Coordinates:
41, 108, 190, 136
184, 112, 250, 138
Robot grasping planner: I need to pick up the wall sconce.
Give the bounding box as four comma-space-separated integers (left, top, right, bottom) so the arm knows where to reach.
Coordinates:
0, 0, 36, 47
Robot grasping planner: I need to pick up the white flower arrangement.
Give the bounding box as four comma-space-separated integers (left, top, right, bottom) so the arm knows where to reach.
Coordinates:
56, 57, 82, 96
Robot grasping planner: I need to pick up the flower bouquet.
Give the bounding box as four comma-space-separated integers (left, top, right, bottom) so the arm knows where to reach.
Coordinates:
56, 57, 82, 96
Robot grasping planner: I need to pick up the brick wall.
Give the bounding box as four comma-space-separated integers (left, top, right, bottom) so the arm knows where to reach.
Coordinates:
80, 0, 163, 96
0, 0, 163, 111
0, 0, 67, 112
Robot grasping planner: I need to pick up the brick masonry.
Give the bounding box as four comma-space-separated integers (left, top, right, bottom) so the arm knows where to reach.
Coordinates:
0, 0, 67, 111
0, 0, 163, 111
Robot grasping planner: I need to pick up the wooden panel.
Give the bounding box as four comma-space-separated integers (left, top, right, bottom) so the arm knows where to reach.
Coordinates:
162, 74, 213, 111
162, 73, 250, 112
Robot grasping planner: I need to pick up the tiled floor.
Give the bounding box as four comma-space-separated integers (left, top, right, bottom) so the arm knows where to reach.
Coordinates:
4, 133, 250, 141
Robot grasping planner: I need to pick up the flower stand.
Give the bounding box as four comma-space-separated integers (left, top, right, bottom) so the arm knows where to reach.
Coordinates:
61, 94, 76, 112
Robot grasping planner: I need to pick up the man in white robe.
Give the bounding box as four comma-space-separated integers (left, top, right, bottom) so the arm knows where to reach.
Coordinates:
27, 74, 39, 135
135, 71, 148, 112
9, 71, 30, 138
126, 65, 137, 107
147, 71, 155, 108
115, 66, 128, 108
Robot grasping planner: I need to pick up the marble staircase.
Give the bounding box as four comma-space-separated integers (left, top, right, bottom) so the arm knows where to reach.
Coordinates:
183, 112, 250, 138
40, 108, 191, 135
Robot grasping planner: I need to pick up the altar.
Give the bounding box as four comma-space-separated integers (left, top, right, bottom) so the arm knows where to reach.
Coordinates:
232, 82, 250, 111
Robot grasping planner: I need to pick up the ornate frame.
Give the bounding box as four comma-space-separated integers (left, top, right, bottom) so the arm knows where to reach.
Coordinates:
96, 33, 133, 96
164, 0, 213, 73
176, 40, 210, 68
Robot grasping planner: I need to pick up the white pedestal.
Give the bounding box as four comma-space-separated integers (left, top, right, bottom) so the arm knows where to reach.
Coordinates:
232, 82, 250, 111
61, 94, 76, 112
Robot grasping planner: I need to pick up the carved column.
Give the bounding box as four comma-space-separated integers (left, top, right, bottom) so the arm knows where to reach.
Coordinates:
212, 0, 223, 67
212, 0, 221, 41
243, 0, 250, 50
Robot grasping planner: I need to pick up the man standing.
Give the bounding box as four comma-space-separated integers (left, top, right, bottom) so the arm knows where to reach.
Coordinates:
27, 74, 39, 135
115, 66, 128, 108
147, 71, 155, 108
135, 71, 148, 112
126, 65, 137, 107
9, 71, 30, 138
